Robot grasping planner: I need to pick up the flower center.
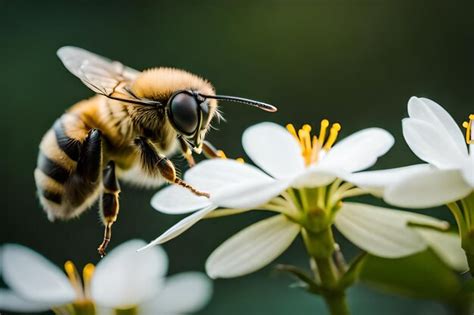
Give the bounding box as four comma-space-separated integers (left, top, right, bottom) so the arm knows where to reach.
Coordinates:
286, 120, 341, 166
64, 260, 95, 303
462, 114, 474, 144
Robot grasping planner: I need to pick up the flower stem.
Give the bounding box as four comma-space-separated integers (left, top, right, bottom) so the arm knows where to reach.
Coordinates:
302, 228, 350, 315
72, 303, 96, 315
448, 198, 474, 276
115, 308, 139, 315
315, 257, 350, 315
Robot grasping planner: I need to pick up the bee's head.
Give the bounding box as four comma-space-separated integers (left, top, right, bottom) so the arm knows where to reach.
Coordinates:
166, 90, 218, 152
166, 89, 278, 152
131, 67, 276, 152
130, 68, 220, 151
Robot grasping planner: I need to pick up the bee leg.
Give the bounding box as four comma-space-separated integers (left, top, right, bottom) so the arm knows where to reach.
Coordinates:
97, 161, 120, 257
76, 129, 102, 183
202, 140, 225, 159
178, 136, 195, 167
64, 128, 103, 211
135, 137, 209, 198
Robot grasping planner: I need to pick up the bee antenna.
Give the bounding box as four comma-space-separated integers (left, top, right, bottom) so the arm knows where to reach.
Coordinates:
199, 94, 277, 112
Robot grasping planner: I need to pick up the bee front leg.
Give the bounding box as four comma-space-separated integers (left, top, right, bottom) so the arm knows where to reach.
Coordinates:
135, 137, 209, 198
98, 161, 120, 257
178, 136, 196, 167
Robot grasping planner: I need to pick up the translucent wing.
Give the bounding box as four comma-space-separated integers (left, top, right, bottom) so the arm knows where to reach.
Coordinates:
57, 46, 160, 106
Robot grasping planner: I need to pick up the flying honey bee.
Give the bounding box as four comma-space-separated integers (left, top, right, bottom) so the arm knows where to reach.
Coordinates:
35, 46, 276, 256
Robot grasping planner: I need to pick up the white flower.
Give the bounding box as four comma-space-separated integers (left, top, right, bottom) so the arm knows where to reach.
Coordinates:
0, 240, 212, 314
349, 97, 473, 208
144, 122, 466, 278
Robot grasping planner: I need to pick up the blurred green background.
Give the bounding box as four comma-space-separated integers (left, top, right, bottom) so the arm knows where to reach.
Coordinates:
1, 1, 473, 314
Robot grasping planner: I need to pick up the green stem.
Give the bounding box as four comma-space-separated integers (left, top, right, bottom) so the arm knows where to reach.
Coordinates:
448, 200, 474, 276
317, 186, 327, 209
315, 257, 350, 315
461, 199, 472, 228
300, 187, 310, 210
72, 302, 96, 315
324, 291, 350, 315
447, 202, 468, 236
115, 307, 139, 315
302, 228, 350, 315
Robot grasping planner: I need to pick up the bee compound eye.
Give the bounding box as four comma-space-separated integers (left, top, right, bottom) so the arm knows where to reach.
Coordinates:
200, 101, 210, 125
169, 92, 200, 135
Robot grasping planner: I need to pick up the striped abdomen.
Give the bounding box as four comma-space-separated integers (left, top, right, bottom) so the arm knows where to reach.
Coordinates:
35, 113, 101, 221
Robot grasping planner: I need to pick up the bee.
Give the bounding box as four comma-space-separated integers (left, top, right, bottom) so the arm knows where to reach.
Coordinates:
35, 46, 276, 256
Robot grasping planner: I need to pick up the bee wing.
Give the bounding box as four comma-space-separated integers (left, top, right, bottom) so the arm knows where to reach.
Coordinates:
57, 46, 140, 97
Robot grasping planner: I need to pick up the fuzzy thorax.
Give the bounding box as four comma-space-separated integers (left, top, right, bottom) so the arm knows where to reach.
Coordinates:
131, 67, 216, 102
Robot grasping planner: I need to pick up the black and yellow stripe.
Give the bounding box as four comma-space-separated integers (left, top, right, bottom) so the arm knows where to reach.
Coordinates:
37, 152, 70, 184
53, 118, 81, 161
35, 112, 100, 219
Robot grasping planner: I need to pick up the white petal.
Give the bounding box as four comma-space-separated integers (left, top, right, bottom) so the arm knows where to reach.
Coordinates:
461, 160, 474, 188
185, 158, 272, 190
242, 122, 305, 179
152, 160, 270, 215
139, 206, 216, 250
211, 178, 290, 209
335, 202, 442, 258
206, 215, 300, 278
141, 272, 212, 314
1, 244, 75, 305
318, 128, 394, 173
151, 185, 212, 214
402, 118, 466, 169
414, 228, 468, 272
347, 164, 432, 196
385, 168, 472, 208
290, 166, 339, 188
0, 289, 50, 312
408, 97, 467, 156
92, 239, 168, 308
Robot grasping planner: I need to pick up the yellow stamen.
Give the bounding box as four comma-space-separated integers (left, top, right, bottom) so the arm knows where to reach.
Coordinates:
299, 129, 311, 152
311, 135, 320, 163
319, 119, 329, 144
298, 129, 312, 165
286, 120, 342, 166
216, 150, 227, 159
82, 264, 95, 299
286, 123, 298, 139
215, 148, 244, 163
462, 114, 474, 144
297, 129, 305, 151
64, 261, 84, 300
323, 123, 341, 151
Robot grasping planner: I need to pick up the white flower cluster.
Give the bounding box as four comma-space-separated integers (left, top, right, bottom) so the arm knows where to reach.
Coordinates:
145, 97, 472, 278
0, 240, 212, 314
